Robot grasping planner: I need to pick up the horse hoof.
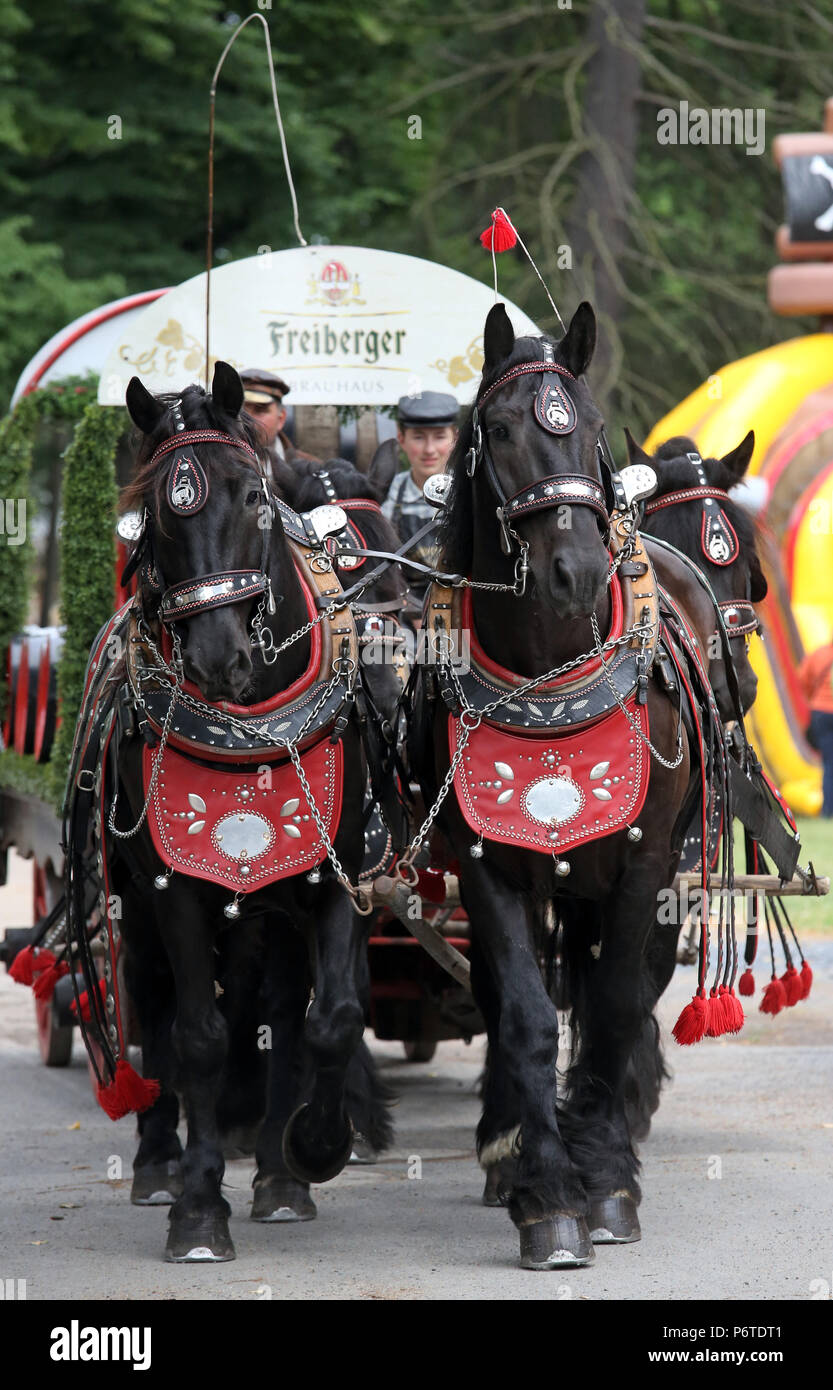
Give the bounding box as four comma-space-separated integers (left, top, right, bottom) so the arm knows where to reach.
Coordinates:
131, 1160, 184, 1206
282, 1104, 353, 1185
165, 1215, 235, 1263
349, 1134, 378, 1165
519, 1215, 595, 1270
588, 1192, 641, 1244
482, 1158, 515, 1207
251, 1175, 317, 1223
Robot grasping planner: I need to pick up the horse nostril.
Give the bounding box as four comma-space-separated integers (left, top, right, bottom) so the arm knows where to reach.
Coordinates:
226, 649, 252, 683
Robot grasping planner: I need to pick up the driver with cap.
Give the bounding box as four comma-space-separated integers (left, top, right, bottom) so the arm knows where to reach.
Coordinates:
240, 367, 312, 476
382, 390, 458, 612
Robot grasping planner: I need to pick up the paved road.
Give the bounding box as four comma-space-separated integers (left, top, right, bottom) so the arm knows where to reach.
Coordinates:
2, 856, 833, 1300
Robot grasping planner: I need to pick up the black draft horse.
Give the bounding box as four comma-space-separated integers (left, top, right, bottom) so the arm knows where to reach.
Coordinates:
409, 302, 702, 1269
210, 452, 410, 1166
110, 365, 374, 1261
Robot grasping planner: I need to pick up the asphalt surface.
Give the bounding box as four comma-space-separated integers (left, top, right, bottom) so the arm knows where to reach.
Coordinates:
2, 854, 833, 1301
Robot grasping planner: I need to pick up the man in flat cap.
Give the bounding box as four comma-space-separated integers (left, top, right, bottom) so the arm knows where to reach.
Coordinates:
382, 391, 459, 611
240, 367, 301, 477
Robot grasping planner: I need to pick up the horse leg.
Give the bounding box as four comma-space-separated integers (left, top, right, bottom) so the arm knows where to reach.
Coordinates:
471, 938, 519, 1207
251, 920, 316, 1222
217, 916, 267, 1159
562, 880, 667, 1245
461, 861, 592, 1269
118, 884, 183, 1207
282, 882, 366, 1185
346, 945, 395, 1162
623, 915, 678, 1143
157, 882, 233, 1262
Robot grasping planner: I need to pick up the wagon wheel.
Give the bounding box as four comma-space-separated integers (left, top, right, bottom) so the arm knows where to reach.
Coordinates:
32, 863, 73, 1067
402, 1038, 437, 1063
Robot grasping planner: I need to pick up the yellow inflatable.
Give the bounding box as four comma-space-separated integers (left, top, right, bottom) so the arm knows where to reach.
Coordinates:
645, 333, 833, 816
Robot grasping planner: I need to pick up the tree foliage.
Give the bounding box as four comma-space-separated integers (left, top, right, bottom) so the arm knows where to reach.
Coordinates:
1, 0, 832, 435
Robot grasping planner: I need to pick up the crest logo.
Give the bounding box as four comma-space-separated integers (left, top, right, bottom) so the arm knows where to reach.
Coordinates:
701, 504, 739, 566
167, 452, 208, 515
305, 260, 366, 308
534, 380, 577, 436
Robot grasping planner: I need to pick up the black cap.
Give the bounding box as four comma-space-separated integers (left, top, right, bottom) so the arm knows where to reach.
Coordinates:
240, 367, 290, 404
397, 391, 459, 428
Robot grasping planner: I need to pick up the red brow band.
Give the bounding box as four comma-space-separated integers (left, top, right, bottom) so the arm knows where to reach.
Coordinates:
478, 361, 576, 407
149, 430, 259, 468
643, 485, 731, 514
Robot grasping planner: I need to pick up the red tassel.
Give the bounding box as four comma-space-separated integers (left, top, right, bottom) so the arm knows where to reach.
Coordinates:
760, 976, 786, 1016
479, 208, 518, 252
9, 944, 37, 985
673, 991, 708, 1045
705, 990, 726, 1038
800, 960, 813, 1000
70, 979, 106, 1023
97, 1060, 160, 1122
780, 965, 803, 1007
31, 960, 69, 1002
738, 968, 755, 996
722, 986, 744, 1034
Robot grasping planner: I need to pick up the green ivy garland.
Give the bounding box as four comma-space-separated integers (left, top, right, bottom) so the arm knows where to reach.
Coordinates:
0, 376, 125, 808
50, 403, 124, 799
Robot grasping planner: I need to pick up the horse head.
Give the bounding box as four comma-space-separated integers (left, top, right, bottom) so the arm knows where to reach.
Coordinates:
634, 429, 766, 718
442, 301, 611, 621
123, 362, 298, 704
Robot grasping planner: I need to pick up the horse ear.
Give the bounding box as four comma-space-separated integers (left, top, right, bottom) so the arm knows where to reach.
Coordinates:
211, 361, 244, 418
624, 427, 653, 468
720, 429, 755, 482
558, 301, 596, 377
125, 377, 166, 434
483, 303, 515, 370
367, 437, 401, 500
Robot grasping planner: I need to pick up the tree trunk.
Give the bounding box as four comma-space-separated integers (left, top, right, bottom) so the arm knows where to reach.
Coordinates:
566, 0, 646, 407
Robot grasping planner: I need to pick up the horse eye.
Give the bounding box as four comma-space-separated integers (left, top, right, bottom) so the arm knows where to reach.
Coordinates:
489, 423, 509, 441
245, 489, 260, 505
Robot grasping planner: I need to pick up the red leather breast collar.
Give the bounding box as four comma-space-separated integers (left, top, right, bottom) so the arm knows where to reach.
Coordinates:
462, 574, 624, 690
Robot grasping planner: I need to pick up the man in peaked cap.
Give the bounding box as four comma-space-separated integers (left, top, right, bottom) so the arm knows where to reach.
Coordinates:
382, 390, 459, 612
239, 367, 307, 477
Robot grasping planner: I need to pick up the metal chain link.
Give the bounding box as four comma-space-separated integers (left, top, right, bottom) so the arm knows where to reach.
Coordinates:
590, 612, 684, 769
107, 679, 181, 838
124, 622, 368, 904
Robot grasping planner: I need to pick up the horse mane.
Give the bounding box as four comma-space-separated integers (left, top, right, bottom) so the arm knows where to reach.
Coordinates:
649, 436, 760, 560
271, 453, 382, 509
438, 331, 565, 575
120, 385, 262, 520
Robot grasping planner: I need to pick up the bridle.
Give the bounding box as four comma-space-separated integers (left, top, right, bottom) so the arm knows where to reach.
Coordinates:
642, 451, 759, 642
122, 400, 280, 663
465, 342, 615, 563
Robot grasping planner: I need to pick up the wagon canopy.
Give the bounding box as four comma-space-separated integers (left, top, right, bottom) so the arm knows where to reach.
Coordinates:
96, 245, 540, 407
